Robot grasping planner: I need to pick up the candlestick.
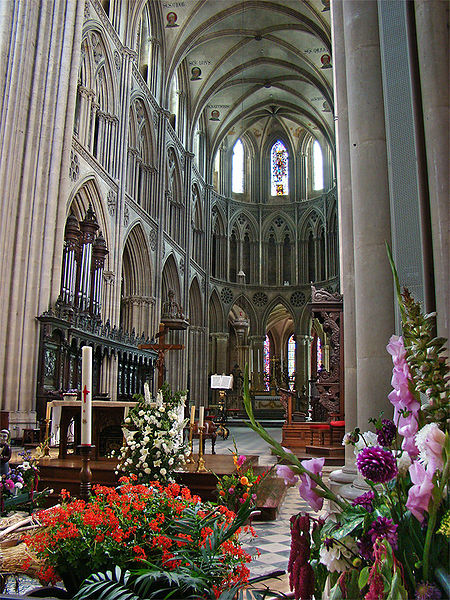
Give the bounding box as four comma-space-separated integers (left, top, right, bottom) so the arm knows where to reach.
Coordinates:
196, 426, 207, 472
43, 402, 51, 457
185, 423, 194, 464
190, 405, 195, 425
81, 346, 92, 445
78, 444, 94, 500
198, 406, 204, 428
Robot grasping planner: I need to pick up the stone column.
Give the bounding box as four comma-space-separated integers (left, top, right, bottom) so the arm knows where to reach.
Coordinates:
0, 0, 84, 416
342, 0, 395, 429
414, 1, 449, 343
329, 0, 358, 489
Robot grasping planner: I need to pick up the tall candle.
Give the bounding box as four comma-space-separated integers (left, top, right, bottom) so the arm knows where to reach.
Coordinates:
46, 402, 51, 421
81, 346, 92, 445
198, 406, 204, 428
190, 405, 195, 425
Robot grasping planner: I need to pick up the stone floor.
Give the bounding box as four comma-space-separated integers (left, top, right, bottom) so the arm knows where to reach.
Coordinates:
3, 425, 339, 596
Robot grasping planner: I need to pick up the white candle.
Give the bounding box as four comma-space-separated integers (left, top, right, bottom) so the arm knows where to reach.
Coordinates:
198, 406, 204, 428
190, 405, 195, 425
81, 346, 92, 445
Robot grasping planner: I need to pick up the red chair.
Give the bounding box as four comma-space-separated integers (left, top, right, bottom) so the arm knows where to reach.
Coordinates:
330, 420, 346, 445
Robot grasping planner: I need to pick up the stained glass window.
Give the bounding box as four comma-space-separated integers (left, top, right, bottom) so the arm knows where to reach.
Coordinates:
271, 140, 289, 196
287, 334, 296, 390
317, 337, 323, 370
232, 139, 244, 193
264, 334, 271, 390
313, 140, 323, 191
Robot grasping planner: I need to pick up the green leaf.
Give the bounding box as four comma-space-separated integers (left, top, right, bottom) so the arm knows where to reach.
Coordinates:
358, 566, 370, 589
331, 515, 364, 539
329, 577, 344, 600
386, 570, 408, 600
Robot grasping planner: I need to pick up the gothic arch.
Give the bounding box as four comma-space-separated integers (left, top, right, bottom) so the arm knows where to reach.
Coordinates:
262, 296, 295, 333
209, 289, 225, 332
67, 177, 112, 266
161, 253, 182, 305
232, 294, 258, 335
188, 277, 203, 327
262, 213, 296, 242
120, 223, 153, 337
166, 147, 185, 245
121, 224, 152, 298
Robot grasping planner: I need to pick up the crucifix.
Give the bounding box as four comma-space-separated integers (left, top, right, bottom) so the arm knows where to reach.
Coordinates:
139, 322, 184, 389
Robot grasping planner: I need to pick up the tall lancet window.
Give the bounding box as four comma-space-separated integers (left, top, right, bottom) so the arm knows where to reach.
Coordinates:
287, 334, 296, 390
232, 139, 244, 193
271, 140, 289, 196
313, 140, 323, 191
264, 334, 271, 390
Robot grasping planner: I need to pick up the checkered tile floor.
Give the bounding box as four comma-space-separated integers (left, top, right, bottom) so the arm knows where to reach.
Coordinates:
215, 426, 311, 579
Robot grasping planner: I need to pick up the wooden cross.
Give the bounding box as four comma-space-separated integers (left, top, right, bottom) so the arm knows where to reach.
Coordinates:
139, 323, 184, 389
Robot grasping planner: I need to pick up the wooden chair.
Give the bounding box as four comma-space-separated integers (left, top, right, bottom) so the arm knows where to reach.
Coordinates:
191, 419, 217, 454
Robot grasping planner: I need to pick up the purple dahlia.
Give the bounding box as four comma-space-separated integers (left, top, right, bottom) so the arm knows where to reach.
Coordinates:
356, 446, 398, 483
368, 516, 398, 549
352, 490, 375, 512
376, 418, 397, 446
357, 534, 374, 561
415, 582, 442, 600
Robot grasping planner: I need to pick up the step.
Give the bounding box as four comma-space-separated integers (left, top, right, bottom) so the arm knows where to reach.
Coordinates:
305, 445, 344, 457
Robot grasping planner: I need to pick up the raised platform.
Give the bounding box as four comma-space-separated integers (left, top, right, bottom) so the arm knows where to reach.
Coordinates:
36, 454, 288, 521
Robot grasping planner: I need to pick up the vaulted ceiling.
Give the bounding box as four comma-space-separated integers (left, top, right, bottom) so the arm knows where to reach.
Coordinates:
161, 0, 333, 157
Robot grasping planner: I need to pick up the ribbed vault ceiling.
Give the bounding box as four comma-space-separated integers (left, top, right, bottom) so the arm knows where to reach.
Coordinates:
162, 0, 333, 157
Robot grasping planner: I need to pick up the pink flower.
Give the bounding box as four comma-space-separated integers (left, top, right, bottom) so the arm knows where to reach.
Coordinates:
237, 455, 246, 467
298, 457, 325, 512
406, 461, 434, 523
416, 423, 446, 474
395, 407, 420, 458
386, 335, 406, 365
276, 464, 299, 486
386, 335, 406, 366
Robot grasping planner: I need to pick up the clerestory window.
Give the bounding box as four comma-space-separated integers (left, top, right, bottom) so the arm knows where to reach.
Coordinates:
232, 139, 244, 193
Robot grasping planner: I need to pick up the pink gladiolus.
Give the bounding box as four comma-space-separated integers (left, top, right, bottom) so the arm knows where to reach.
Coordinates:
386, 335, 407, 365
406, 461, 434, 523
277, 464, 299, 486
298, 457, 325, 512
394, 407, 420, 458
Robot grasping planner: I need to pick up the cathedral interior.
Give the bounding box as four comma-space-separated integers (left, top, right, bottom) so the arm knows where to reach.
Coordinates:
0, 0, 447, 444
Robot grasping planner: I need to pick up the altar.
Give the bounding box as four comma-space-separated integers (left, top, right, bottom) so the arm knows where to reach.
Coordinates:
48, 400, 136, 460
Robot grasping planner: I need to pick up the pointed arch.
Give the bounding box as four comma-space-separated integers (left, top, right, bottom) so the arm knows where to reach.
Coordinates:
209, 289, 224, 332
161, 254, 182, 307
188, 277, 203, 327
120, 223, 153, 337
211, 205, 226, 279
166, 147, 185, 245
68, 177, 111, 262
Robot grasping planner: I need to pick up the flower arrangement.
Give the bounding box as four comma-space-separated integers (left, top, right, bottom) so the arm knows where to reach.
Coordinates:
242, 253, 449, 600
24, 477, 255, 598
215, 447, 268, 513
116, 382, 188, 485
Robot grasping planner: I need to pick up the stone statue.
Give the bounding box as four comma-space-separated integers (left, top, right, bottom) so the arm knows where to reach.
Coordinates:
0, 429, 11, 476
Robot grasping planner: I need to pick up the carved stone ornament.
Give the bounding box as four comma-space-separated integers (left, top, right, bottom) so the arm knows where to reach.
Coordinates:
69, 151, 79, 181
311, 285, 343, 304
123, 205, 129, 227
114, 50, 121, 70
148, 228, 157, 252
107, 189, 116, 216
